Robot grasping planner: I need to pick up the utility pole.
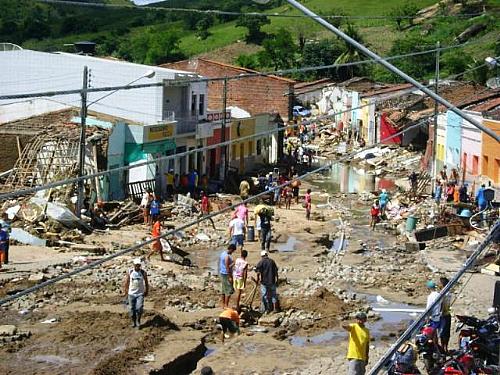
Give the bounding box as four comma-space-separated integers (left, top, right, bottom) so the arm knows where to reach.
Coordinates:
432, 41, 440, 191
76, 66, 88, 218
220, 77, 228, 179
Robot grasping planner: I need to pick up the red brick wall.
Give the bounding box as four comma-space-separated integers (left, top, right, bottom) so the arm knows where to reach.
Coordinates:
164, 60, 293, 121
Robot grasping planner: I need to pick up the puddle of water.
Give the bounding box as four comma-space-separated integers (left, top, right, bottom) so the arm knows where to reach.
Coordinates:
204, 347, 216, 357
314, 162, 396, 194
290, 329, 345, 347
289, 294, 421, 347
276, 236, 302, 252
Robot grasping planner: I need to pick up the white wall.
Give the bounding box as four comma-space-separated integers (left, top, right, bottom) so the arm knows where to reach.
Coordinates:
0, 50, 206, 125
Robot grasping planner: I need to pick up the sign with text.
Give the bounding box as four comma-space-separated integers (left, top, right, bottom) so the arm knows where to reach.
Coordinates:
206, 111, 231, 122
144, 123, 175, 142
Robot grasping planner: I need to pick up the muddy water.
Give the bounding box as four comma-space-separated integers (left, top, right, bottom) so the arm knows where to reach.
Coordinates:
314, 162, 396, 193
290, 294, 421, 347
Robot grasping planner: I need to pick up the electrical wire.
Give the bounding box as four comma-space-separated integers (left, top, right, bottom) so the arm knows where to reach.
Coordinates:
34, 0, 490, 20
0, 61, 490, 201
0, 116, 434, 307
0, 42, 484, 102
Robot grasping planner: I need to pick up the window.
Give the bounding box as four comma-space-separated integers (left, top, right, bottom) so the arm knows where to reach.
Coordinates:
256, 140, 262, 155
198, 94, 205, 116
472, 155, 479, 175
483, 155, 489, 176
191, 93, 197, 116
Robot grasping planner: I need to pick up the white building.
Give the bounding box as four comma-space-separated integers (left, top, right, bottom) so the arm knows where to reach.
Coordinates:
0, 49, 209, 198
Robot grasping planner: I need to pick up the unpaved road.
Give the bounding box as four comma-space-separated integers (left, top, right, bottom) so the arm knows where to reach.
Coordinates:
0, 184, 497, 375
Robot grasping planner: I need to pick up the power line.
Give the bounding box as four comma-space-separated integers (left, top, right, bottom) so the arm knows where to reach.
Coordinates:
34, 0, 490, 20
0, 61, 489, 201
0, 42, 482, 102
0, 117, 433, 307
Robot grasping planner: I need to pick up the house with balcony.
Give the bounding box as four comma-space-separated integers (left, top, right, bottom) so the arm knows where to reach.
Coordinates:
0, 48, 208, 198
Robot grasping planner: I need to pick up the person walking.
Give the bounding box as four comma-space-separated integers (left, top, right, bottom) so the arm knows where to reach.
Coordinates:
476, 184, 487, 211
369, 200, 380, 231
123, 258, 149, 329
304, 189, 312, 220
219, 244, 236, 308
140, 189, 153, 225
342, 312, 370, 375
255, 250, 279, 313
378, 189, 389, 216
233, 250, 248, 312
147, 216, 166, 262
235, 203, 249, 226
291, 177, 301, 204
228, 214, 246, 252
258, 208, 272, 253
149, 195, 161, 220
434, 181, 442, 206
239, 179, 250, 201
439, 277, 452, 354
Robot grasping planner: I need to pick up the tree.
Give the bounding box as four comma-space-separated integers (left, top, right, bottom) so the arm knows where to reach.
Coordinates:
334, 24, 366, 80
117, 26, 185, 65
258, 28, 297, 70
235, 53, 260, 70
236, 14, 270, 44
195, 16, 214, 40
298, 38, 345, 80
388, 2, 420, 31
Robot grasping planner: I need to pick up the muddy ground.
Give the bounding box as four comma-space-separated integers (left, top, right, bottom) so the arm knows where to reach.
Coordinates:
0, 177, 497, 375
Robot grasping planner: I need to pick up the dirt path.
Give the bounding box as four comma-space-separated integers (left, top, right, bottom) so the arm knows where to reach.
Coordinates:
0, 182, 497, 374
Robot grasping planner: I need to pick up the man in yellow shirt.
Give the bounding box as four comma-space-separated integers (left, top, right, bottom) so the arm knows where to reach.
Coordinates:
342, 312, 370, 375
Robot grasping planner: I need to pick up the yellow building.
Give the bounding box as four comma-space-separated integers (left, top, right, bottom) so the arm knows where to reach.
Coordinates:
481, 119, 500, 184
230, 118, 256, 174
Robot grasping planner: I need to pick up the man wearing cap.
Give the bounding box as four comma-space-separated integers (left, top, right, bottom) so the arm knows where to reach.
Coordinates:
123, 258, 149, 329
255, 251, 279, 313
342, 312, 370, 375
426, 280, 442, 329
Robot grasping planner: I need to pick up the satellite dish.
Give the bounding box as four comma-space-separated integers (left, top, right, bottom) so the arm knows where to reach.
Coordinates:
486, 77, 500, 89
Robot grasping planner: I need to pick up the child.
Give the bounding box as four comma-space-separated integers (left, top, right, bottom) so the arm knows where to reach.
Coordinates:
370, 200, 380, 231
200, 191, 210, 215
233, 250, 248, 312
304, 189, 312, 220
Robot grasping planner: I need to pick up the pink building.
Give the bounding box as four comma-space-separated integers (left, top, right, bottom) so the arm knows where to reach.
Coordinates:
461, 110, 483, 184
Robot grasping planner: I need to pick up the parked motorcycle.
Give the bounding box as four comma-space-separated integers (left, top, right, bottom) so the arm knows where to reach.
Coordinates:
437, 345, 499, 375
415, 325, 445, 374
456, 313, 500, 366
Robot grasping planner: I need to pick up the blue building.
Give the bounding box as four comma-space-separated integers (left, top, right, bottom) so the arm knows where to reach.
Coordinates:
445, 110, 462, 170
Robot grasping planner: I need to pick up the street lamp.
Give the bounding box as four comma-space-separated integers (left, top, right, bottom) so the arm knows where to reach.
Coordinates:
87, 69, 156, 108
76, 68, 156, 217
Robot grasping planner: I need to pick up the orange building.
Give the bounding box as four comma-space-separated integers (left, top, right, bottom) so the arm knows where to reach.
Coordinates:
481, 119, 500, 184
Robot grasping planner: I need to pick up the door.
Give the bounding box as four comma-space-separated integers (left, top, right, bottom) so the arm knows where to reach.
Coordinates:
209, 149, 216, 177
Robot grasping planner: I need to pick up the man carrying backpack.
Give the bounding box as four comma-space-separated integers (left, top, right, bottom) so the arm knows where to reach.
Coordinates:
123, 258, 149, 329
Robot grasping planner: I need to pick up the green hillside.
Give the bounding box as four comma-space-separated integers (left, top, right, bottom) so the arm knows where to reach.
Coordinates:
1, 0, 499, 83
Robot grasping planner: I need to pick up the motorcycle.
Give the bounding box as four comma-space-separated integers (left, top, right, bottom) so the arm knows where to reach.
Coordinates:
456, 313, 500, 366
415, 325, 445, 374
437, 345, 499, 375
387, 341, 422, 375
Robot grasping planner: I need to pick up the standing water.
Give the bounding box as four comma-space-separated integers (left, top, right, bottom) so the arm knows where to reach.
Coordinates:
314, 162, 396, 194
